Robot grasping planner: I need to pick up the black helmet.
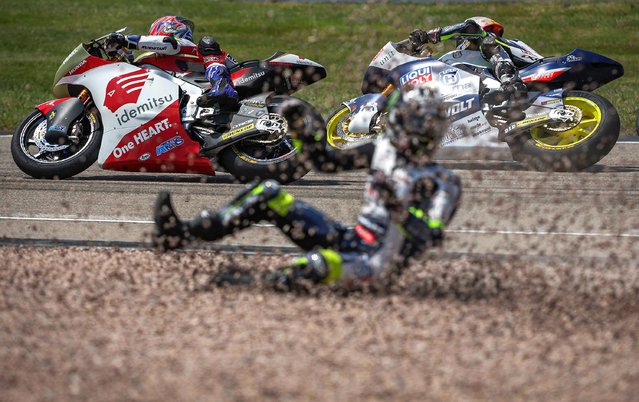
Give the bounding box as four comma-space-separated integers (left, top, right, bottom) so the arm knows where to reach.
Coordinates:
386, 86, 449, 161
198, 36, 221, 56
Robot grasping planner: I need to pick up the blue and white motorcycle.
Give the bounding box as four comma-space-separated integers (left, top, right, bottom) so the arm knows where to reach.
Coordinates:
326, 39, 624, 171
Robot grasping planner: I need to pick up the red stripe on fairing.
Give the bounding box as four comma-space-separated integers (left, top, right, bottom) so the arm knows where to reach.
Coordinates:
65, 56, 110, 77
35, 98, 74, 115
102, 99, 214, 175
231, 68, 251, 81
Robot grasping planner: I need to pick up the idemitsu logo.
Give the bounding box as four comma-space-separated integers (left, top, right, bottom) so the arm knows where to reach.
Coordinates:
103, 71, 149, 112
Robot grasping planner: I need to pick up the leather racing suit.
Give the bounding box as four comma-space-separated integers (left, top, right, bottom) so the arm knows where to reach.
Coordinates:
153, 103, 462, 289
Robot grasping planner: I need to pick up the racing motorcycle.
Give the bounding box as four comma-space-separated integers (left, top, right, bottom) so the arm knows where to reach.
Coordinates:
326, 38, 624, 171
11, 29, 327, 183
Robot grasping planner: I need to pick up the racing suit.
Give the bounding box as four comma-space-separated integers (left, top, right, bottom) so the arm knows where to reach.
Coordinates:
111, 34, 239, 107
412, 20, 542, 117
153, 104, 462, 290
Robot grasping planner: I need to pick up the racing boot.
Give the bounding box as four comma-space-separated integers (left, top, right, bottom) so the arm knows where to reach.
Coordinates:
267, 249, 343, 292
152, 191, 191, 251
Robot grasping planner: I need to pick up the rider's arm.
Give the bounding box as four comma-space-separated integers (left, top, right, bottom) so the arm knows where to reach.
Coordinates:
411, 19, 486, 46
125, 35, 196, 55
281, 100, 375, 173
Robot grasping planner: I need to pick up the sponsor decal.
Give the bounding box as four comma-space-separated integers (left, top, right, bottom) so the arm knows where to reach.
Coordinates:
439, 69, 459, 85
104, 70, 150, 113
541, 99, 561, 106
67, 59, 87, 75
139, 152, 151, 161
235, 70, 266, 85
566, 55, 582, 62
156, 135, 184, 156
442, 125, 465, 145
466, 115, 480, 124
114, 94, 174, 125
522, 68, 569, 83
443, 82, 474, 99
230, 120, 254, 130
240, 100, 266, 108
447, 98, 474, 117
453, 51, 462, 59
222, 123, 255, 140
399, 67, 433, 86
514, 115, 549, 128
48, 125, 66, 132
378, 49, 395, 66
112, 118, 172, 159
133, 118, 171, 145
48, 111, 56, 120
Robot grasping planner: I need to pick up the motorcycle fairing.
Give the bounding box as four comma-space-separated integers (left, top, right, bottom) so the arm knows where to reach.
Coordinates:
100, 99, 213, 174
520, 48, 624, 91
56, 60, 212, 173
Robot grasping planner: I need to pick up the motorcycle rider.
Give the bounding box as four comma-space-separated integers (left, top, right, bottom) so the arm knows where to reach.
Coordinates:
152, 86, 462, 291
409, 16, 542, 120
105, 16, 240, 151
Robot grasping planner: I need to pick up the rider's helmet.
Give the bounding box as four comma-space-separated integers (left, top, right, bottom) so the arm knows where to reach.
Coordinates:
467, 16, 504, 37
148, 16, 195, 42
386, 86, 449, 162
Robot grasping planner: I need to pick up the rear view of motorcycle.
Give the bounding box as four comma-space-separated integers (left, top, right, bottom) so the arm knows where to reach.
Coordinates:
326, 38, 624, 171
11, 29, 327, 183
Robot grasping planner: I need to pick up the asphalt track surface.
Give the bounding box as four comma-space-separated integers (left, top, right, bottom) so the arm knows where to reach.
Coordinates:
1, 134, 639, 401
2, 135, 639, 259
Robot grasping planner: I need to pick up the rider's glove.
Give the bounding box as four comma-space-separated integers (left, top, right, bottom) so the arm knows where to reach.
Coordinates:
105, 32, 134, 57
106, 32, 129, 48
162, 36, 178, 50
409, 28, 441, 46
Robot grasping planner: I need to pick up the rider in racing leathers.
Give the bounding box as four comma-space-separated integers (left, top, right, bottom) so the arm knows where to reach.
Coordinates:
151, 86, 462, 291
106, 16, 240, 150
409, 16, 543, 120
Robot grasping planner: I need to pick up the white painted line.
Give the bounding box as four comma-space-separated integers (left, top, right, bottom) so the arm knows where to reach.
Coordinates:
0, 215, 152, 224
1, 215, 638, 238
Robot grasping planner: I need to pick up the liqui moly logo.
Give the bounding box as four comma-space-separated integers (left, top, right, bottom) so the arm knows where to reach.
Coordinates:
104, 71, 149, 113
399, 67, 433, 86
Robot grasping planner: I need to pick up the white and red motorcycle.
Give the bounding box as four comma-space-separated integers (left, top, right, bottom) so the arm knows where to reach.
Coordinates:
11, 29, 327, 183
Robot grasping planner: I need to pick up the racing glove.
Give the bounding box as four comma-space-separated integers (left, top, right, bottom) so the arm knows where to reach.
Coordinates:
409, 28, 441, 46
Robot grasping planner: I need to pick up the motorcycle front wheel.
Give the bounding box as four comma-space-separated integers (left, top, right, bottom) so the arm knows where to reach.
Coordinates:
507, 90, 620, 171
325, 105, 377, 150
217, 96, 314, 184
11, 108, 102, 179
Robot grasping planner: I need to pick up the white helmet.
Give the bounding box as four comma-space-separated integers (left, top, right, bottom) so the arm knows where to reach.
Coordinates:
467, 16, 504, 37
387, 87, 449, 161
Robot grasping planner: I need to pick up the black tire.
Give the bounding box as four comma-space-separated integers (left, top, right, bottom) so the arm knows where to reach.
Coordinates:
11, 108, 102, 179
507, 90, 620, 171
218, 96, 315, 184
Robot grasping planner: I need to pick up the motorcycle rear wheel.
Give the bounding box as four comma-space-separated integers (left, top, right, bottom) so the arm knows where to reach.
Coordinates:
507, 90, 619, 171
217, 96, 313, 184
11, 108, 102, 179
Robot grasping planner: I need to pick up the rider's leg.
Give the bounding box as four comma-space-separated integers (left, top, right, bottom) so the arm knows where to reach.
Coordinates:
153, 180, 347, 251
480, 36, 528, 120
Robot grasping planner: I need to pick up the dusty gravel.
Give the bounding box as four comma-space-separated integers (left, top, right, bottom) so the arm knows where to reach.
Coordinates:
1, 245, 638, 402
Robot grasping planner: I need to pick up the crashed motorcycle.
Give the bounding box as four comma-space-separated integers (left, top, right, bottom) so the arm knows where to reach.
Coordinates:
11, 29, 327, 183
326, 38, 623, 171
